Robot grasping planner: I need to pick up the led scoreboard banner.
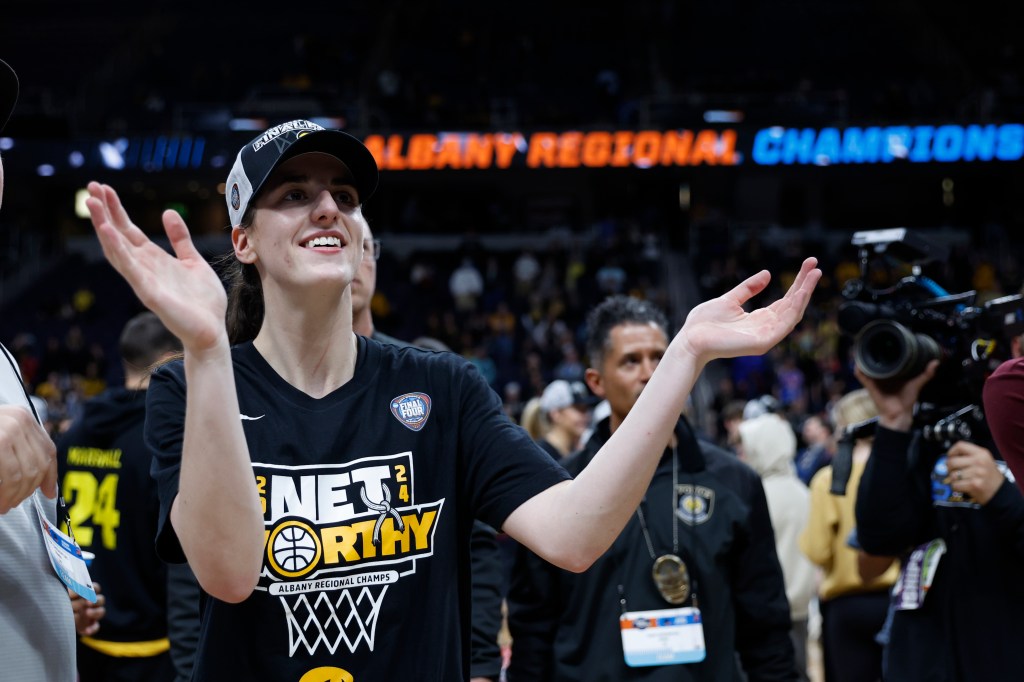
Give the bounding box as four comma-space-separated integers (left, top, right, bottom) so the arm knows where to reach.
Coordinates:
5, 123, 1022, 176
363, 130, 740, 170
360, 123, 1023, 170
750, 124, 1024, 166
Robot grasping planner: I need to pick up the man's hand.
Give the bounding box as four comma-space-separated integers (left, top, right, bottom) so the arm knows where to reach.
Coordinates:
946, 441, 1005, 506
70, 583, 106, 636
855, 360, 939, 432
0, 405, 58, 513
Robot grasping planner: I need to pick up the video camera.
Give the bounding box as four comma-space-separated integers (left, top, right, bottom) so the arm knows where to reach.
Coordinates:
838, 228, 1024, 412
829, 229, 1024, 494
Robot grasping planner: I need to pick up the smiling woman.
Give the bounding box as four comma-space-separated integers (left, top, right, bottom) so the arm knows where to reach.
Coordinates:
221, 124, 378, 346
84, 118, 820, 681
228, 152, 367, 345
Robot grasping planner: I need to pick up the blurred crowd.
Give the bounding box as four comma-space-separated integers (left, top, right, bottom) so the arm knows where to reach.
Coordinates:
8, 214, 1023, 455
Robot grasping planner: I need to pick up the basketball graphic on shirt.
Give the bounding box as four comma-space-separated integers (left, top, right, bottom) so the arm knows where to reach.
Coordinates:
267, 520, 322, 578
254, 453, 445, 657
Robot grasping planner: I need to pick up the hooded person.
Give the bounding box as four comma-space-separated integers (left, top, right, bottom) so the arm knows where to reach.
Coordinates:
738, 413, 817, 682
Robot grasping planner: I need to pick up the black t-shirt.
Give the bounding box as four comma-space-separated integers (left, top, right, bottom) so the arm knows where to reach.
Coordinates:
57, 387, 168, 644
538, 439, 564, 461
146, 336, 568, 681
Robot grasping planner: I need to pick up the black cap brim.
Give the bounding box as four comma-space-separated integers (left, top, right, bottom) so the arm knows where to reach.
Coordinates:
267, 128, 379, 205
573, 395, 601, 408
0, 59, 18, 133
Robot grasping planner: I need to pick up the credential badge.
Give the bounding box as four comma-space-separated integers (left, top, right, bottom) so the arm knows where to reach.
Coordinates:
390, 392, 432, 431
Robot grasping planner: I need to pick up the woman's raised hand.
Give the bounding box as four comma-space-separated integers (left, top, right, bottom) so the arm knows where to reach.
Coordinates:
677, 257, 821, 362
86, 182, 228, 354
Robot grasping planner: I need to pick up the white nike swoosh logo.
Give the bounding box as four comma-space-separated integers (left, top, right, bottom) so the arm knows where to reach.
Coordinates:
240, 414, 265, 421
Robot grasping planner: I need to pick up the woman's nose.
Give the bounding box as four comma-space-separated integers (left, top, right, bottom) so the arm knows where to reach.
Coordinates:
312, 190, 341, 221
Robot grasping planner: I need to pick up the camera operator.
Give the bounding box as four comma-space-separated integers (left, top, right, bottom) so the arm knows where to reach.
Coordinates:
853, 359, 1024, 682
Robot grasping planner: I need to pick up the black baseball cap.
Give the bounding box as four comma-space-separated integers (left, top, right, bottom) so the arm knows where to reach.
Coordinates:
0, 59, 18, 133
225, 119, 379, 227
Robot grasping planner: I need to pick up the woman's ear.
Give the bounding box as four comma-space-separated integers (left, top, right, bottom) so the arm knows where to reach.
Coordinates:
232, 225, 256, 264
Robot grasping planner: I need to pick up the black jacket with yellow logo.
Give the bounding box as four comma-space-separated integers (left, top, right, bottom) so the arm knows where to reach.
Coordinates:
508, 416, 796, 681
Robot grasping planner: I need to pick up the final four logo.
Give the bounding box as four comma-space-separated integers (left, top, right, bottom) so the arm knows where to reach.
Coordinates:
390, 393, 432, 431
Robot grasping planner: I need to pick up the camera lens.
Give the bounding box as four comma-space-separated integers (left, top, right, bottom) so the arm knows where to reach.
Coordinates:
854, 320, 942, 381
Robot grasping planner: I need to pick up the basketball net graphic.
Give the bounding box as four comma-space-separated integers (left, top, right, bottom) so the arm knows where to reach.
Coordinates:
258, 458, 439, 658
267, 487, 403, 657
279, 584, 389, 655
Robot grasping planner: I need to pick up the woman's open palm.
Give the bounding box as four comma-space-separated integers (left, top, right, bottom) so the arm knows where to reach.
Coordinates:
86, 181, 228, 353
680, 257, 821, 361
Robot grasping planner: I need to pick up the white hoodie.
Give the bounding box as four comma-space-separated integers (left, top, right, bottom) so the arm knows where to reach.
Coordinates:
739, 414, 817, 621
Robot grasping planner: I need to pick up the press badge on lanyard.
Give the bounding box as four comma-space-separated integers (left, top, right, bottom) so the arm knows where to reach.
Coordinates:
34, 497, 96, 602
12, 359, 96, 602
893, 538, 945, 611
620, 607, 706, 666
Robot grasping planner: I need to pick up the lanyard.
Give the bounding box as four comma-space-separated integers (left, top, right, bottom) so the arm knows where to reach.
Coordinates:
635, 446, 678, 558
0, 344, 76, 539
620, 444, 700, 611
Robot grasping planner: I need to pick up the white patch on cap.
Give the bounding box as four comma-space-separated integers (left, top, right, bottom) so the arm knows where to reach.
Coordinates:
225, 151, 255, 227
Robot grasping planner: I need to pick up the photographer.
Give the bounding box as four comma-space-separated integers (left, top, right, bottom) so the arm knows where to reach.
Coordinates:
835, 230, 1024, 680
853, 359, 1024, 681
